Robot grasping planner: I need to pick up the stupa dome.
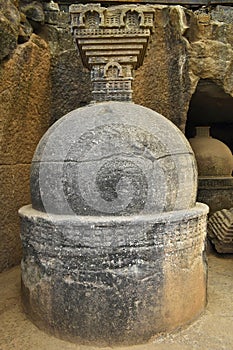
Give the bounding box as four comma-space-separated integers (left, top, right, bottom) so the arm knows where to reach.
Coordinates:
30, 102, 198, 216
189, 126, 233, 177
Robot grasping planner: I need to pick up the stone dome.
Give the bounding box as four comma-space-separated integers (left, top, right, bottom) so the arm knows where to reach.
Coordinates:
189, 126, 233, 177
31, 102, 197, 216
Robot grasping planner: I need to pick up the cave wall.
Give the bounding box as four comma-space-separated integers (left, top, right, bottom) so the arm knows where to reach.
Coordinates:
0, 0, 233, 272
134, 5, 233, 131
0, 37, 50, 271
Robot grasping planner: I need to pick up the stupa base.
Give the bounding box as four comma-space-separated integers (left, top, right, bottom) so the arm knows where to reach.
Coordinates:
197, 177, 233, 215
19, 203, 208, 346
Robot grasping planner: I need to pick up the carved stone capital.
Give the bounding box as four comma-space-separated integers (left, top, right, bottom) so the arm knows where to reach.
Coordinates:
70, 4, 154, 102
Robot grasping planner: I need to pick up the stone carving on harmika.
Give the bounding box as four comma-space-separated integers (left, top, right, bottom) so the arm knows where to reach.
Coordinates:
19, 2, 209, 347
70, 4, 155, 102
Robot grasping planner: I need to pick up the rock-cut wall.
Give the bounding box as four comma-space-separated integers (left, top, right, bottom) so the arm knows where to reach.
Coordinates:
0, 0, 51, 271
0, 0, 233, 272
0, 0, 91, 272
134, 5, 233, 131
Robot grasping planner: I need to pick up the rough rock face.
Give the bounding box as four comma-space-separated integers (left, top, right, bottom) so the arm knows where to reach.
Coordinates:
0, 1, 90, 272
20, 1, 45, 28
0, 0, 20, 60
134, 6, 191, 131
188, 6, 233, 98
43, 23, 91, 123
0, 34, 51, 271
134, 5, 233, 131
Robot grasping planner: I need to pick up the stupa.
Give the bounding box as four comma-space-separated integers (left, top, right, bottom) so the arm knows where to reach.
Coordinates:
189, 126, 233, 215
19, 3, 209, 346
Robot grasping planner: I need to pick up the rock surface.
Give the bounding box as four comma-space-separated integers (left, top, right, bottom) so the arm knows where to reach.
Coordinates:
0, 34, 51, 271
1, 2, 233, 273
208, 207, 233, 253
20, 203, 208, 346
134, 6, 191, 131
197, 177, 233, 216
0, 0, 20, 60
20, 101, 208, 345
1, 253, 233, 350
30, 102, 197, 216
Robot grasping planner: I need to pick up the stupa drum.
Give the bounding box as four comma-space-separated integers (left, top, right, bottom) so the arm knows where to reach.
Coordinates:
19, 102, 208, 346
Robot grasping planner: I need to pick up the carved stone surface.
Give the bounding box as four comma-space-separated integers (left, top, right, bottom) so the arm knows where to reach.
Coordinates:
1, 2, 233, 273
208, 208, 233, 253
20, 202, 208, 346
197, 177, 233, 216
20, 101, 208, 345
30, 102, 197, 215
70, 4, 154, 102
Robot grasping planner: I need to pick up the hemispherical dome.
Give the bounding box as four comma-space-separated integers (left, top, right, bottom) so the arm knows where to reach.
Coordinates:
189, 127, 233, 177
31, 102, 197, 216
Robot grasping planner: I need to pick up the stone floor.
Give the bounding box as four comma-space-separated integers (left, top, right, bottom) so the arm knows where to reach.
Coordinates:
0, 252, 233, 350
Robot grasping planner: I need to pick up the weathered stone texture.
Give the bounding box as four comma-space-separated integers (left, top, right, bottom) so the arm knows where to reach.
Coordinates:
50, 49, 91, 122
208, 207, 233, 253
188, 6, 233, 98
133, 5, 233, 131
134, 6, 191, 132
0, 0, 20, 60
1, 2, 233, 274
0, 34, 51, 164
30, 102, 197, 216
20, 101, 208, 345
0, 34, 51, 271
40, 12, 92, 122
0, 164, 30, 271
20, 1, 45, 24
20, 203, 208, 346
197, 178, 233, 216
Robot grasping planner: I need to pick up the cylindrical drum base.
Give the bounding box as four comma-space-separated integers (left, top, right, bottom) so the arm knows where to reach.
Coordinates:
19, 203, 208, 346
